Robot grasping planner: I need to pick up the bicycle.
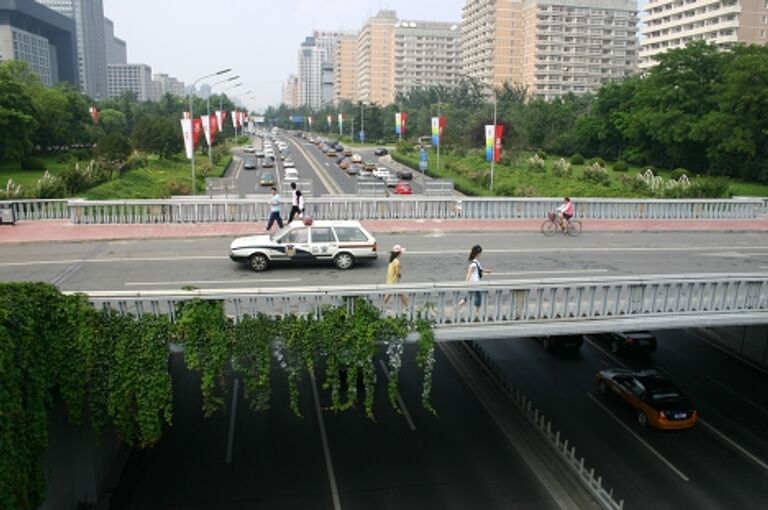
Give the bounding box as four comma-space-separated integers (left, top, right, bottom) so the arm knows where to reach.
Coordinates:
541, 211, 582, 237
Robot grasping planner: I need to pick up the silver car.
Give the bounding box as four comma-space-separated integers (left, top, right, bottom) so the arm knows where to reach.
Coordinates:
229, 220, 378, 271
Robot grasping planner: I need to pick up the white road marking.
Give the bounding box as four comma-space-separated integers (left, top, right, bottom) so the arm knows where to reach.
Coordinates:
377, 359, 416, 430
706, 376, 768, 418
493, 269, 609, 276
310, 372, 342, 510
586, 393, 690, 482
125, 278, 301, 286
698, 419, 768, 473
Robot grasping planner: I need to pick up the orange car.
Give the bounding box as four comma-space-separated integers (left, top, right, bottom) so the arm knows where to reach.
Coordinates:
596, 368, 697, 429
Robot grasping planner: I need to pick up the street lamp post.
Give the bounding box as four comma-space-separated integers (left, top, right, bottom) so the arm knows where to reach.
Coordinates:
188, 68, 231, 193
218, 82, 242, 141
238, 91, 254, 138
207, 75, 239, 166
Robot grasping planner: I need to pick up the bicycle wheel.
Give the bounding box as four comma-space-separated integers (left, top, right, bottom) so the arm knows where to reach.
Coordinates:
567, 220, 582, 237
541, 220, 557, 236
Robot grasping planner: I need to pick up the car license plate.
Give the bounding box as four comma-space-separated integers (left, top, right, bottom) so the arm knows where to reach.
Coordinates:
674, 412, 687, 419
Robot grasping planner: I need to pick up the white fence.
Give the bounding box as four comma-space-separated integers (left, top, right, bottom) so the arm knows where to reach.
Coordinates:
73, 274, 768, 338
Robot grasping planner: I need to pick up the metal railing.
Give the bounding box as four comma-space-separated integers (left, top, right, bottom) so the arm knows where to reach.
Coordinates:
423, 179, 455, 196
2, 197, 762, 224
73, 274, 768, 337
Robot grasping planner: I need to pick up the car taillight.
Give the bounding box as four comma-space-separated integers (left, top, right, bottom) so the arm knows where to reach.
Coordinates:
659, 411, 668, 420
626, 338, 636, 344
373, 242, 377, 252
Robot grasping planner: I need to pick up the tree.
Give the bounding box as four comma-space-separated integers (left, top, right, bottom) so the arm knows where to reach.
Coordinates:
95, 132, 131, 162
98, 109, 127, 135
0, 61, 39, 160
131, 115, 182, 159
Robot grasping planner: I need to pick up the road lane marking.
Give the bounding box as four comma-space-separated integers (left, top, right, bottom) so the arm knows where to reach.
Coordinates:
225, 378, 239, 464
586, 393, 690, 482
698, 419, 768, 473
125, 278, 301, 286
310, 372, 342, 510
289, 138, 344, 194
706, 376, 768, 418
493, 269, 609, 277
377, 359, 416, 430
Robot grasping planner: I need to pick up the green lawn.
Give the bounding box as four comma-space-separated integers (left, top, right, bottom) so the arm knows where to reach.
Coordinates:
0, 156, 71, 191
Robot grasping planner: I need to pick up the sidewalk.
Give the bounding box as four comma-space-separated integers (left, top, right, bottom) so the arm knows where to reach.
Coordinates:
1, 217, 767, 244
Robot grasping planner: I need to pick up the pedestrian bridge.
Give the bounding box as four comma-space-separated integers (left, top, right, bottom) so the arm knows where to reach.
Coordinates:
72, 273, 768, 341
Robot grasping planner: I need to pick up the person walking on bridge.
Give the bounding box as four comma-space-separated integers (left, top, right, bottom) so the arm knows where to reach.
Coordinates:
383, 244, 408, 308
458, 244, 492, 318
266, 187, 284, 231
288, 182, 301, 222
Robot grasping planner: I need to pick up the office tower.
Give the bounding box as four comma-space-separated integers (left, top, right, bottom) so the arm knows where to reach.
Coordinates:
334, 33, 357, 105
103, 16, 125, 64
0, 0, 78, 86
36, 0, 107, 99
640, 0, 768, 70
107, 62, 151, 100
151, 73, 185, 100
461, 0, 639, 100
282, 74, 298, 108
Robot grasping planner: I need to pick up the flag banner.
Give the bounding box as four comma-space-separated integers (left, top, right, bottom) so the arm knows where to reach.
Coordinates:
431, 116, 446, 147
401, 112, 407, 135
239, 111, 245, 126
231, 111, 238, 129
327, 114, 332, 126
485, 125, 495, 162
338, 113, 344, 135
89, 106, 99, 124
210, 115, 219, 142
494, 124, 504, 162
192, 118, 203, 148
181, 118, 193, 159
215, 110, 226, 131
308, 116, 313, 128
395, 112, 401, 135
201, 115, 212, 147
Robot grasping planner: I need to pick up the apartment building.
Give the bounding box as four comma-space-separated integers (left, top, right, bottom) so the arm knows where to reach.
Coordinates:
36, 0, 107, 99
356, 9, 397, 105
394, 20, 461, 93
461, 0, 639, 100
334, 33, 357, 104
282, 73, 298, 108
106, 62, 151, 100
0, 0, 78, 87
640, 0, 768, 70
151, 73, 185, 100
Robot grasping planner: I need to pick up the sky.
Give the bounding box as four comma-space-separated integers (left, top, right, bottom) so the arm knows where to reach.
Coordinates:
102, 0, 649, 112
102, 0, 465, 111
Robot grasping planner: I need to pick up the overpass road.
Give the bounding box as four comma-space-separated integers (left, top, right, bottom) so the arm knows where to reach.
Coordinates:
0, 231, 766, 291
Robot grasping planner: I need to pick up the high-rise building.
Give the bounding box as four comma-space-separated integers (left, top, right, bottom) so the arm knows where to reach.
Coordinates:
394, 19, 461, 94
640, 0, 768, 70
35, 0, 107, 99
151, 72, 185, 100
103, 16, 125, 64
461, 0, 639, 100
298, 35, 324, 108
0, 0, 78, 86
334, 33, 357, 105
282, 73, 298, 107
356, 9, 397, 105
107, 62, 151, 100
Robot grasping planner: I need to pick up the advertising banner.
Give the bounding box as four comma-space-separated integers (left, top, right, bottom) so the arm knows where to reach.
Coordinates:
192, 118, 202, 148
494, 124, 504, 162
308, 116, 313, 128
210, 115, 218, 142
89, 106, 99, 124
395, 112, 401, 135
201, 115, 212, 147
485, 125, 494, 162
180, 117, 193, 159
400, 112, 407, 135
231, 110, 238, 129
431, 116, 445, 147
215, 110, 226, 132
326, 114, 332, 127
337, 113, 344, 133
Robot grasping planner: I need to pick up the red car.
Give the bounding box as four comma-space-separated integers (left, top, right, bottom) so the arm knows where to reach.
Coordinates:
394, 181, 412, 195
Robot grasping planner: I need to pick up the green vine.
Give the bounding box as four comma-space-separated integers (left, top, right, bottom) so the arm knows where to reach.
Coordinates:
231, 314, 273, 411
175, 299, 231, 417
415, 317, 437, 415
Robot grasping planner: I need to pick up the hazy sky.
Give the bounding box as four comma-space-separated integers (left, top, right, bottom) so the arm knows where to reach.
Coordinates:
102, 0, 648, 111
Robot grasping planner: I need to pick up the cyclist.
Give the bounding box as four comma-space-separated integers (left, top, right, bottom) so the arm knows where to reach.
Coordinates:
556, 196, 574, 233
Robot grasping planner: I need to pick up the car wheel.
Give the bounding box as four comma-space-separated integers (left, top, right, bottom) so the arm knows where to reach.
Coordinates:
248, 253, 269, 272
637, 411, 648, 427
611, 340, 620, 354
333, 252, 354, 270
598, 380, 609, 395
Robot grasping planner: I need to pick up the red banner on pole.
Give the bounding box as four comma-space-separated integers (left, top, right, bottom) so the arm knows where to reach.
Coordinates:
89, 106, 99, 124
192, 118, 202, 148
210, 115, 218, 142
401, 112, 408, 135
494, 125, 504, 162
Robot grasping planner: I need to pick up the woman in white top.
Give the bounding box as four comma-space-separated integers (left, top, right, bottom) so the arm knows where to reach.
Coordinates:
458, 244, 492, 314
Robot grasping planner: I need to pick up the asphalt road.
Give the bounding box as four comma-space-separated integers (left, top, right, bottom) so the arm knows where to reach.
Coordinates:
478, 330, 768, 509
1, 231, 766, 292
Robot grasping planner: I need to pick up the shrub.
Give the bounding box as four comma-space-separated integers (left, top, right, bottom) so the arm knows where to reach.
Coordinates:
196, 160, 213, 180
684, 176, 730, 198
570, 153, 585, 165
552, 158, 572, 177
588, 157, 606, 167
33, 171, 66, 198
535, 149, 547, 160
395, 141, 413, 154
21, 157, 46, 171
613, 160, 629, 172
670, 168, 688, 180
494, 183, 517, 196
451, 146, 467, 158
527, 153, 546, 172
582, 163, 610, 184
124, 151, 149, 171
166, 181, 191, 196
211, 145, 229, 165
0, 179, 24, 199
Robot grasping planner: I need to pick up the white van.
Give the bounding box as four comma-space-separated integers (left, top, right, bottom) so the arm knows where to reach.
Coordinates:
284, 168, 299, 181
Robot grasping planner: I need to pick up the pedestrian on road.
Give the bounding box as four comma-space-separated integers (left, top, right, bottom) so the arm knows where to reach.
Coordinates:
383, 244, 408, 308
266, 187, 284, 231
288, 183, 301, 222
458, 244, 492, 317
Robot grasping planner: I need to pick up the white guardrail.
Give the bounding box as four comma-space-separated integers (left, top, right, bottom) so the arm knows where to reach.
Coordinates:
71, 274, 768, 338
0, 197, 764, 223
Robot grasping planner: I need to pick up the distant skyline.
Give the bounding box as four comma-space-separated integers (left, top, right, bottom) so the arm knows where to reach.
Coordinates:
102, 0, 649, 111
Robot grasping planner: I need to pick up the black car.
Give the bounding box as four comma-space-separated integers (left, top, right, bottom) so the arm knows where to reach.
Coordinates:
396, 169, 413, 180
535, 335, 584, 352
374, 147, 389, 156
243, 158, 257, 169
592, 331, 657, 354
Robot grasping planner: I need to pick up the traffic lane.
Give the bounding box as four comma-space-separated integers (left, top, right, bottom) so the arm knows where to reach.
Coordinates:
122, 355, 335, 509
650, 329, 768, 460
480, 337, 768, 508
286, 138, 339, 195
321, 347, 561, 510
2, 232, 768, 290
295, 139, 357, 195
